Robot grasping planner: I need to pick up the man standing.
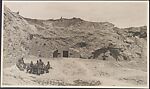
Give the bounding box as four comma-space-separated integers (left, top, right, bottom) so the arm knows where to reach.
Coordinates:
27, 61, 34, 73
45, 61, 50, 73
39, 59, 44, 74
34, 60, 40, 75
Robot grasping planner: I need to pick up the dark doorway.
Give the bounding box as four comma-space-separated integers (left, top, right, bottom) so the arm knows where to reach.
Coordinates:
63, 51, 69, 57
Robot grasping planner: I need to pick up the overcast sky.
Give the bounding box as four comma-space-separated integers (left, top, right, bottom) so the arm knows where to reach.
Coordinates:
4, 1, 148, 28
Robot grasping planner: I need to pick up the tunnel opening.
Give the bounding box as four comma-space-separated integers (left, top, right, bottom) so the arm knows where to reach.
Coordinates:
63, 51, 69, 57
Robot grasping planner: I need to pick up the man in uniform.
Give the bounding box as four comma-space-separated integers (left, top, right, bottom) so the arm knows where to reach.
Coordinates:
38, 59, 45, 74
45, 61, 50, 73
27, 61, 34, 73
34, 60, 40, 75
16, 57, 26, 71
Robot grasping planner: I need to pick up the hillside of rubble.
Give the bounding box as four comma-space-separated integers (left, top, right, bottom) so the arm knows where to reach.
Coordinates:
3, 6, 147, 69
24, 17, 147, 65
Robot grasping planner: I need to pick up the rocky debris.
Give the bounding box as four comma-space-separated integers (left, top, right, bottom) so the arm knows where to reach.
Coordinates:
3, 6, 31, 67
24, 16, 147, 62
3, 6, 147, 68
34, 79, 101, 86
72, 79, 101, 86
119, 77, 146, 85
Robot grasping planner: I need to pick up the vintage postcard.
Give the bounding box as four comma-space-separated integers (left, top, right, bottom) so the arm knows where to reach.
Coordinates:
1, 1, 149, 88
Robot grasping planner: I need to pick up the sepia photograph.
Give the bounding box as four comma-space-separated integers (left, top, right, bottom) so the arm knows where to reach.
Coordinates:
1, 1, 149, 88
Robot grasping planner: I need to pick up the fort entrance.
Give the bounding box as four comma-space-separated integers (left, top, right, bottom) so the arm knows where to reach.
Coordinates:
63, 51, 69, 57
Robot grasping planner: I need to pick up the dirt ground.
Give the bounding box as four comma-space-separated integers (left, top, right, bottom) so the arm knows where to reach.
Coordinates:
2, 55, 147, 87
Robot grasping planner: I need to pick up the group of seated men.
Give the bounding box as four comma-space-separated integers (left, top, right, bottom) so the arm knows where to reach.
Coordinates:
27, 59, 51, 75
16, 58, 51, 75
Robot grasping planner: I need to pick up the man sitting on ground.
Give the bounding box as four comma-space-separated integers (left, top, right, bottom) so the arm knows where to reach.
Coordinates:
16, 57, 26, 71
